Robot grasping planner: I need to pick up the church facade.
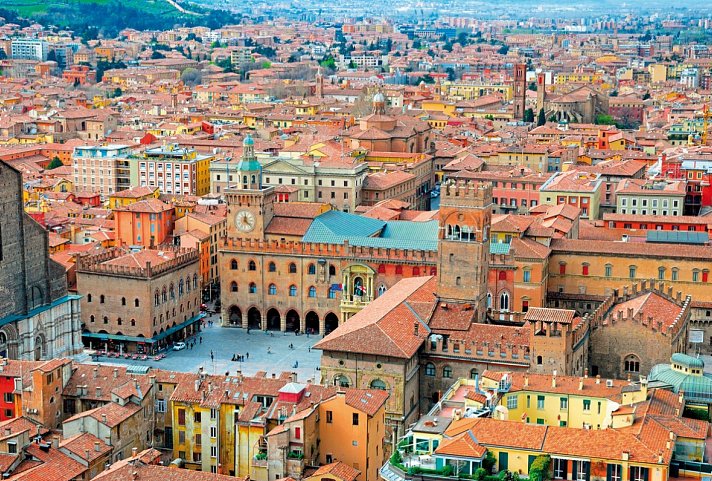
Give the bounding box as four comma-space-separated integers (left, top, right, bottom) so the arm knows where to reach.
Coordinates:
0, 160, 83, 360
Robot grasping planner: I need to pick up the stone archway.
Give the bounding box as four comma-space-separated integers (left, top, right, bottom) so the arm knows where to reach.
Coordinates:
266, 309, 281, 331
324, 312, 339, 334
247, 307, 261, 330
286, 310, 300, 332
228, 305, 242, 326
305, 311, 319, 335
0, 324, 20, 359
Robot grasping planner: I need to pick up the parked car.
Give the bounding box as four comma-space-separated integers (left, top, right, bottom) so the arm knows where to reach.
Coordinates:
173, 342, 187, 351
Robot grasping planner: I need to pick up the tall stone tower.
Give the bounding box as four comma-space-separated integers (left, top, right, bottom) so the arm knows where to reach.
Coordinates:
315, 66, 324, 99
536, 72, 546, 114
436, 179, 492, 322
225, 135, 275, 240
513, 63, 527, 120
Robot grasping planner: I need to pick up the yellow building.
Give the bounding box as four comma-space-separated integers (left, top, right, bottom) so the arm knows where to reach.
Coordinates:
108, 185, 160, 209
497, 371, 647, 429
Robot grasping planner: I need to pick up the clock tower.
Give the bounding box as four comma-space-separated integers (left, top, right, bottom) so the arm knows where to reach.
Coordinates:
225, 135, 275, 240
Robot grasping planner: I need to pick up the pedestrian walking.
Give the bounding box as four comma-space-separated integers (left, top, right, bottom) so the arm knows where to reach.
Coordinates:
267, 346, 271, 354
200, 336, 203, 344
246, 352, 249, 360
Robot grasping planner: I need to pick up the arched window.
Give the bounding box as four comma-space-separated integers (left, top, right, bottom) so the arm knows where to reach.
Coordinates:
443, 366, 453, 378
470, 369, 478, 380
522, 268, 531, 283
456, 276, 461, 286
186, 277, 191, 292
335, 375, 350, 387
251, 175, 256, 184
624, 354, 640, 373
230, 282, 238, 292
103, 316, 108, 324
536, 355, 543, 365
378, 264, 386, 274
413, 266, 420, 276
486, 293, 492, 308
289, 263, 297, 274
658, 267, 666, 280
605, 264, 612, 277
693, 269, 701, 283
425, 363, 436, 376
243, 175, 248, 184
308, 286, 317, 298
121, 297, 126, 306
378, 284, 387, 296
117, 318, 122, 326
308, 263, 316, 275
134, 298, 139, 307
329, 264, 336, 276
499, 292, 510, 311
87, 294, 92, 303
370, 379, 387, 390
169, 284, 175, 299
629, 265, 637, 279
269, 284, 277, 295
328, 286, 337, 299
268, 262, 276, 272
289, 285, 297, 297
90, 315, 95, 323
230, 259, 238, 270
193, 274, 198, 289
100, 295, 105, 304
131, 319, 136, 327
162, 288, 167, 303
248, 283, 257, 294
672, 267, 679, 281
248, 260, 256, 271
395, 265, 403, 275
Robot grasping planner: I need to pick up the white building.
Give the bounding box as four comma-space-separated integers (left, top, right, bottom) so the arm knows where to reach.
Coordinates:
11, 39, 48, 61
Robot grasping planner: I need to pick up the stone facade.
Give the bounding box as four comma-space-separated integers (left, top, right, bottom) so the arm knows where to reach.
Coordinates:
0, 160, 82, 361
76, 247, 202, 353
588, 281, 690, 379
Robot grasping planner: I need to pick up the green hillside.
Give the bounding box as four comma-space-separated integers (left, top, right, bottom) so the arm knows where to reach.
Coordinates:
0, 0, 238, 36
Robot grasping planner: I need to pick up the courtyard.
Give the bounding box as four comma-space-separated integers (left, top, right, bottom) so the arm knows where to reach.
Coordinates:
88, 312, 324, 383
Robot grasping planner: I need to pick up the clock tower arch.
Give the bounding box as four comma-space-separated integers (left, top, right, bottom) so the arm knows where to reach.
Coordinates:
225, 135, 275, 240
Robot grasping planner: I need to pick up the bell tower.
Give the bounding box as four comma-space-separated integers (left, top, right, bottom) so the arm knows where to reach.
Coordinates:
513, 63, 526, 120
436, 180, 492, 322
225, 135, 275, 240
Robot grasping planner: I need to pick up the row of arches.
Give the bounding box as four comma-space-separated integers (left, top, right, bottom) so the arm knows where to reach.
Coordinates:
227, 306, 339, 334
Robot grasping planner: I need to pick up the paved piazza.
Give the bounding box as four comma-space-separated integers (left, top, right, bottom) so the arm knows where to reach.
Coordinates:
88, 312, 324, 382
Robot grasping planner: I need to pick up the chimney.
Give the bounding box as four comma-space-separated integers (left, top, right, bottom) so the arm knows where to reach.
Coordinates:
414, 321, 419, 336
584, 368, 589, 379
194, 380, 200, 392
679, 390, 685, 405
132, 447, 138, 458
93, 367, 99, 379
669, 431, 675, 440
101, 414, 107, 424
132, 471, 138, 480
622, 451, 629, 461
676, 291, 682, 302
552, 371, 557, 388
52, 436, 59, 449
524, 375, 529, 387
4, 428, 10, 436
94, 441, 101, 452
666, 440, 671, 450
596, 374, 601, 385
658, 454, 664, 464
579, 378, 584, 391
113, 368, 118, 379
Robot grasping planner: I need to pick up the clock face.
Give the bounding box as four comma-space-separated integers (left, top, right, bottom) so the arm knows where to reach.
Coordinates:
235, 209, 256, 233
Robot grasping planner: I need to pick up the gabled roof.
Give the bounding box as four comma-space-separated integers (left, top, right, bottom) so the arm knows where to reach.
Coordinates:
314, 276, 435, 358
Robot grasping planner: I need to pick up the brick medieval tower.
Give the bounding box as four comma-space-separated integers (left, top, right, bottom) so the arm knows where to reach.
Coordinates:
436, 179, 493, 322
513, 63, 527, 120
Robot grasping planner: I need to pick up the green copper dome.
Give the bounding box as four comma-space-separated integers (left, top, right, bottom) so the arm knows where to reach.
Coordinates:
244, 134, 254, 146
